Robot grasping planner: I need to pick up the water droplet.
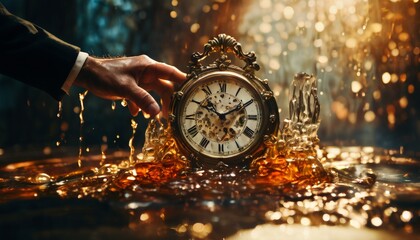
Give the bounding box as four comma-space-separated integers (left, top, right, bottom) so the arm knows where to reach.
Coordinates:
121, 99, 128, 107
57, 101, 62, 118
34, 173, 51, 184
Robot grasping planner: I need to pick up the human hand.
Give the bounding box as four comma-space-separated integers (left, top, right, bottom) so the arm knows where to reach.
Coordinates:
74, 55, 186, 117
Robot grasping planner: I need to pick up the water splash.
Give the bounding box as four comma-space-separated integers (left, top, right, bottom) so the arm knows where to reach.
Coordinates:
78, 90, 89, 167
126, 119, 138, 167
279, 73, 320, 154
114, 71, 328, 187
120, 117, 189, 185
251, 73, 329, 186
121, 98, 128, 107
57, 101, 62, 118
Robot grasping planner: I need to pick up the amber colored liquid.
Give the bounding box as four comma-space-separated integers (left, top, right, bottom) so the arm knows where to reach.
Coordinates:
115, 119, 190, 188
113, 116, 330, 190
252, 151, 330, 186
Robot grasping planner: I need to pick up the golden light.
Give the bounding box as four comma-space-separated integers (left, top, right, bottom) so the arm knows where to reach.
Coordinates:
283, 6, 294, 19
314, 22, 325, 32
190, 23, 200, 33
140, 213, 150, 221
399, 97, 408, 108
400, 211, 413, 223
237, 0, 420, 137
371, 216, 383, 227
351, 81, 363, 93
346, 38, 358, 49
170, 11, 177, 18
408, 84, 415, 94
382, 72, 391, 84
370, 23, 383, 33
364, 111, 376, 122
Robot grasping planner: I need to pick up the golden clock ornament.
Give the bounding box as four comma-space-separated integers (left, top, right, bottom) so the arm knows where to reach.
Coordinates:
169, 34, 279, 167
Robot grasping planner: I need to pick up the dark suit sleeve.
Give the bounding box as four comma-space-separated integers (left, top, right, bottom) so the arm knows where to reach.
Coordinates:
0, 3, 80, 100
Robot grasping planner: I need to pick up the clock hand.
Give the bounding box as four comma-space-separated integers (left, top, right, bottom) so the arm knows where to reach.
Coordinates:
202, 101, 223, 117
218, 101, 244, 120
229, 99, 254, 115
223, 102, 243, 115
203, 99, 244, 121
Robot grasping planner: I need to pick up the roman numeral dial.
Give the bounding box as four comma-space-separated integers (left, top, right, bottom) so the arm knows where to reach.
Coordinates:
176, 74, 266, 163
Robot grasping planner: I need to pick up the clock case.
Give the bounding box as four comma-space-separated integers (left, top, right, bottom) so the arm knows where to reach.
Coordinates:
169, 34, 279, 167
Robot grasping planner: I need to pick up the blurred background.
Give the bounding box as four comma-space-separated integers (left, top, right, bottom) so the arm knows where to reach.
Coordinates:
0, 0, 419, 158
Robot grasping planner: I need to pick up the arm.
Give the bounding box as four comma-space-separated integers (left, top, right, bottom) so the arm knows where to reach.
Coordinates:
0, 4, 186, 117
0, 3, 79, 100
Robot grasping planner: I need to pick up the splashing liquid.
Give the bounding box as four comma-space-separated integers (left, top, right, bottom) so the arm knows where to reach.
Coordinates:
114, 72, 328, 189
118, 119, 138, 169
57, 101, 62, 118
251, 73, 329, 186
56, 101, 65, 147
78, 90, 88, 167
117, 117, 189, 187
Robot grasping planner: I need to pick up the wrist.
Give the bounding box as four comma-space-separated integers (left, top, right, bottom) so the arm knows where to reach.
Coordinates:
74, 56, 98, 89
61, 52, 89, 94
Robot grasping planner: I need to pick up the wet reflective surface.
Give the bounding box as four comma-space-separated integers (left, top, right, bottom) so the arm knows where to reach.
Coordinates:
0, 147, 419, 239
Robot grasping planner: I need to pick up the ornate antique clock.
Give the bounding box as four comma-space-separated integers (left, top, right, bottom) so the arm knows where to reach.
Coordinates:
169, 34, 279, 167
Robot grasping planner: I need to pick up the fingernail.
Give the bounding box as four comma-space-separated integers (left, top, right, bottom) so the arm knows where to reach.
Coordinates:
146, 102, 160, 116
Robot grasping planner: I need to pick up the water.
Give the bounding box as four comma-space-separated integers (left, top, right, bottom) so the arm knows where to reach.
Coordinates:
0, 147, 419, 239
0, 74, 419, 239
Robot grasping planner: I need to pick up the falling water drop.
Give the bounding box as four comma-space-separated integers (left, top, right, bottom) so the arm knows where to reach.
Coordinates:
128, 119, 138, 165
142, 111, 150, 119
57, 101, 62, 118
78, 91, 88, 167
121, 99, 128, 107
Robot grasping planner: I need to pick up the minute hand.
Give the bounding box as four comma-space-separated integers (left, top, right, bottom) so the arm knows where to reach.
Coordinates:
222, 103, 243, 116
220, 99, 253, 118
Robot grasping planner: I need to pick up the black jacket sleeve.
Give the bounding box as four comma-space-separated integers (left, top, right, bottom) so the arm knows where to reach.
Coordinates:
0, 3, 80, 100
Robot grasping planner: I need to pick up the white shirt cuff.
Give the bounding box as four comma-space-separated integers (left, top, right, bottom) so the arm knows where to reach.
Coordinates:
61, 51, 89, 94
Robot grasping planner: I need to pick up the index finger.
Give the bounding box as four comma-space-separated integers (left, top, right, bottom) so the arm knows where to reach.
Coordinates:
147, 62, 186, 83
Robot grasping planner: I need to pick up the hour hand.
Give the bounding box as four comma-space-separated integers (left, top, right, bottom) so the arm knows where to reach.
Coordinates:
202, 101, 221, 116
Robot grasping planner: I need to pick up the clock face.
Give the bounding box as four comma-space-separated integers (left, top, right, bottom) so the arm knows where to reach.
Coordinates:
175, 72, 264, 162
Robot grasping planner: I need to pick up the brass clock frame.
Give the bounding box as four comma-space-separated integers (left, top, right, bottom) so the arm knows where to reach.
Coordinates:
169, 34, 279, 167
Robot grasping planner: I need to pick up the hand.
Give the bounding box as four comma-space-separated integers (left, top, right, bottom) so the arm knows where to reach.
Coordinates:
74, 55, 186, 117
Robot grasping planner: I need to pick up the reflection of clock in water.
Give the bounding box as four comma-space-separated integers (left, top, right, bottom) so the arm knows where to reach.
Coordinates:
170, 34, 279, 167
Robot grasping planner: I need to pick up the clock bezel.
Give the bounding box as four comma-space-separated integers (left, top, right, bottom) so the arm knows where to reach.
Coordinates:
170, 66, 279, 167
